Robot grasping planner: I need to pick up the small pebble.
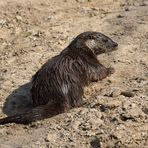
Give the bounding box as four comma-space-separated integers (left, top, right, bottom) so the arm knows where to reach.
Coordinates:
117, 15, 124, 18
90, 136, 101, 148
121, 91, 134, 97
16, 15, 22, 21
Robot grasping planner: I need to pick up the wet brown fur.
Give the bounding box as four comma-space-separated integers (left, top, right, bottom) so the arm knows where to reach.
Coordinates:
0, 31, 118, 124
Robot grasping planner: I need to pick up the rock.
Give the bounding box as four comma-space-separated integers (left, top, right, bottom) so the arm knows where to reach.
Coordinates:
125, 8, 129, 11
71, 120, 81, 131
76, 0, 94, 2
142, 107, 148, 115
44, 16, 56, 21
0, 128, 7, 135
121, 91, 134, 97
117, 14, 124, 18
140, 3, 146, 6
90, 136, 101, 148
120, 102, 146, 121
88, 118, 103, 129
45, 131, 58, 142
92, 96, 122, 110
0, 19, 6, 26
32, 30, 42, 37
16, 15, 22, 22
110, 89, 122, 97
76, 0, 88, 3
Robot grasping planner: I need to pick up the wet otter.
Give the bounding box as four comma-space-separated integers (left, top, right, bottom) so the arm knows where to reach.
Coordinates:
0, 31, 118, 124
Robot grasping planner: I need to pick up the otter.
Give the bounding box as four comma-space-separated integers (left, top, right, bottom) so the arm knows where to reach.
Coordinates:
0, 31, 118, 124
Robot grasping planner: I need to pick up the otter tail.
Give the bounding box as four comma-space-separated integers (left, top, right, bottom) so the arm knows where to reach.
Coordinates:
0, 101, 66, 125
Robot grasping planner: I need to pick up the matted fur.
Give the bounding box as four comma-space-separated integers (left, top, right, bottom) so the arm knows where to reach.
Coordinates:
0, 31, 118, 124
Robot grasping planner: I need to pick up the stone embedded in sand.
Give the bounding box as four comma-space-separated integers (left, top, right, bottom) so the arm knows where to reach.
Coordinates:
121, 91, 134, 97
16, 15, 22, 22
45, 131, 59, 142
0, 19, 6, 26
90, 136, 101, 148
110, 89, 122, 97
120, 102, 146, 121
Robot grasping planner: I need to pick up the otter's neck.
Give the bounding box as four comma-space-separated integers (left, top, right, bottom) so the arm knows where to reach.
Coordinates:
67, 44, 99, 66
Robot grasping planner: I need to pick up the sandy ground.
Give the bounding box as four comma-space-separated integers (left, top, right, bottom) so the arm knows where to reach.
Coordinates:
0, 0, 148, 147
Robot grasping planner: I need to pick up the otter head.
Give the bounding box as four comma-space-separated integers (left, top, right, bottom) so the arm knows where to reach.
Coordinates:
69, 31, 118, 55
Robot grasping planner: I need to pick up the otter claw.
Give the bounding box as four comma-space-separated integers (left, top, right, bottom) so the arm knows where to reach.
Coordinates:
108, 67, 115, 75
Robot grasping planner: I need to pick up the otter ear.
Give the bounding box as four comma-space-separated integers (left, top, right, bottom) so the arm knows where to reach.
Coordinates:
85, 39, 97, 49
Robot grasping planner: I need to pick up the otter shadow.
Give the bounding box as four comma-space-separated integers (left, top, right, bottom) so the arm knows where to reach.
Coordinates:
3, 82, 33, 116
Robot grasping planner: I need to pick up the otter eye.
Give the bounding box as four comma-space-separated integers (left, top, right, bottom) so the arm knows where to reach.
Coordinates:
102, 38, 108, 43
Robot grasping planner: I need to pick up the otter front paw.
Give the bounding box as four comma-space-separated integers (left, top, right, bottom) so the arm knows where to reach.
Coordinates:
107, 67, 115, 76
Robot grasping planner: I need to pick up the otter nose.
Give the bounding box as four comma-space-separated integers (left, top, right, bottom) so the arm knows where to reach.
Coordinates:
114, 42, 118, 47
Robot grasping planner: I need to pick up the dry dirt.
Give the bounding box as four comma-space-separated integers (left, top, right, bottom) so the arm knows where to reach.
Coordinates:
0, 0, 148, 147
